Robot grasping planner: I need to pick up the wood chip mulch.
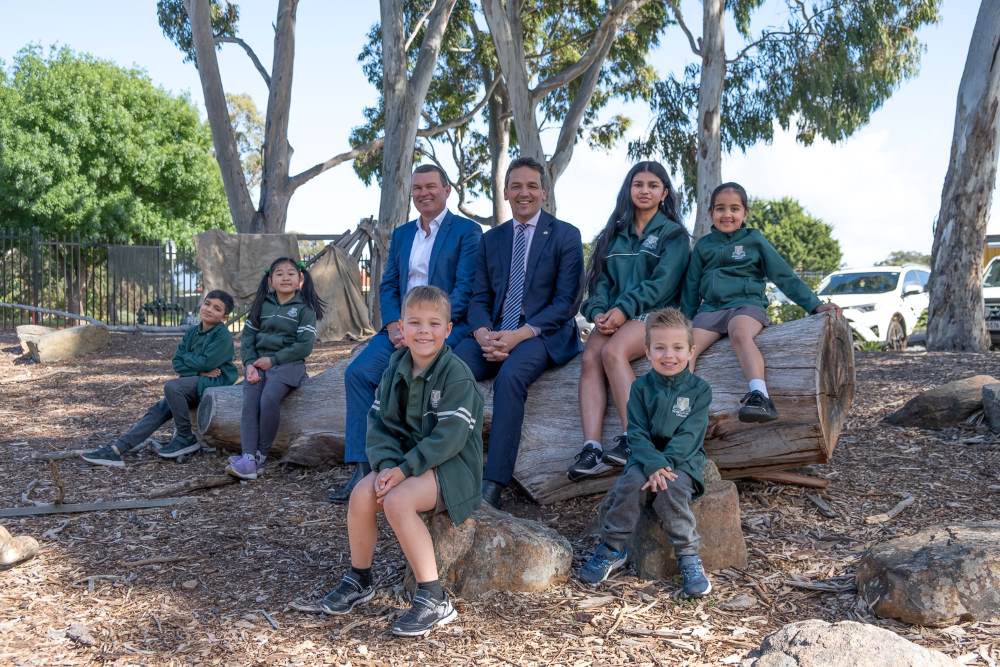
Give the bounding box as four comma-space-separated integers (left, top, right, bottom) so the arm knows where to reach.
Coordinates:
1, 332, 998, 666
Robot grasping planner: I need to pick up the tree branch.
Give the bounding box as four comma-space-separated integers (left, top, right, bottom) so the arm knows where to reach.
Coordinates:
404, 3, 436, 51
215, 36, 272, 87
531, 0, 651, 101
667, 0, 700, 56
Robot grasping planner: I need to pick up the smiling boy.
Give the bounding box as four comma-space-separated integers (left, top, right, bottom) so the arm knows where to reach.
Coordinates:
81, 290, 237, 467
578, 308, 713, 598
320, 286, 484, 637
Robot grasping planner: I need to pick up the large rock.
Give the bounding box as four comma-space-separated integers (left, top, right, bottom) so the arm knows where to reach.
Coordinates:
16, 324, 110, 363
407, 504, 572, 599
982, 383, 1000, 433
741, 619, 958, 667
885, 375, 997, 428
856, 521, 1000, 627
598, 461, 748, 578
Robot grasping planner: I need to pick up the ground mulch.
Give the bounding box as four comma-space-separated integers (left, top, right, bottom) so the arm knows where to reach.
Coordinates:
1, 331, 998, 666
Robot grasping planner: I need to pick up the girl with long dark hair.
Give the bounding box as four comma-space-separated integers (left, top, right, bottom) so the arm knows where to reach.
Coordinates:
226, 257, 326, 480
567, 161, 690, 482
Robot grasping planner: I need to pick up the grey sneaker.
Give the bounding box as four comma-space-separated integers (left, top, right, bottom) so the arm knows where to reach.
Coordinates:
319, 573, 375, 615
156, 435, 200, 459
81, 444, 125, 468
226, 454, 258, 480
601, 434, 631, 467
390, 590, 457, 637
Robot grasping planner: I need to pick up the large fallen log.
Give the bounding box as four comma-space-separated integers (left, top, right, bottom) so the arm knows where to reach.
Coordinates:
198, 312, 854, 504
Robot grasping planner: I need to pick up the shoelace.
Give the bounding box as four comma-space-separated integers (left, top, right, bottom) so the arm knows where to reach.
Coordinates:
576, 447, 601, 464
679, 559, 702, 579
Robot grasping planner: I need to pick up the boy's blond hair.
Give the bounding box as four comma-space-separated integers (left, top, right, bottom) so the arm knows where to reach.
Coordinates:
644, 307, 693, 347
403, 285, 452, 321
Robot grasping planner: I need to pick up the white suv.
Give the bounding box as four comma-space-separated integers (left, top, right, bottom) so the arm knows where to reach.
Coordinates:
982, 257, 1000, 346
816, 265, 930, 350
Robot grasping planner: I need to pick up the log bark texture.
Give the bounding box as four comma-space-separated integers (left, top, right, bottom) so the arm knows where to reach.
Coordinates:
199, 312, 854, 504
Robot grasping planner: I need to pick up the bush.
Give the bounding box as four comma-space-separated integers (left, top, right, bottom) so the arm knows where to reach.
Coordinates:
767, 303, 806, 324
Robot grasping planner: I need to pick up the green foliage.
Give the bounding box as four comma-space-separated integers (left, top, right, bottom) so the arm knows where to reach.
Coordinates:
156, 0, 239, 63
767, 302, 807, 324
876, 249, 931, 266
631, 0, 941, 206
226, 92, 264, 190
745, 197, 842, 281
0, 46, 230, 242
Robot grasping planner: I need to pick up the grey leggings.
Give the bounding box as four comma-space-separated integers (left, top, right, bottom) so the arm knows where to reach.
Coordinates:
240, 361, 305, 457
601, 465, 701, 557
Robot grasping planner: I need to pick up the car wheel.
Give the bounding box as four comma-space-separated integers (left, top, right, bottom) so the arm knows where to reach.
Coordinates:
886, 315, 907, 351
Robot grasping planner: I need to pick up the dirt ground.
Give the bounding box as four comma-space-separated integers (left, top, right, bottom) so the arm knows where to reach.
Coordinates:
1, 330, 999, 666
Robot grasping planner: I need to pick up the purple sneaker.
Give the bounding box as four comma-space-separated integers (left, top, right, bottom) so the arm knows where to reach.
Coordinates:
226, 454, 258, 480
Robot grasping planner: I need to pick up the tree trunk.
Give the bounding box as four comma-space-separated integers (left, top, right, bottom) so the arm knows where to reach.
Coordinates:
694, 0, 725, 240
488, 88, 512, 225
199, 313, 854, 503
184, 0, 257, 233
257, 0, 298, 234
927, 1, 1000, 352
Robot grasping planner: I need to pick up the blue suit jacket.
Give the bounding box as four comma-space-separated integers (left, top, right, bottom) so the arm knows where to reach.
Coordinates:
467, 210, 584, 366
379, 210, 482, 345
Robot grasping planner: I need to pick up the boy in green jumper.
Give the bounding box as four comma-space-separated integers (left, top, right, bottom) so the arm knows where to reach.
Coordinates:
81, 290, 237, 467
320, 286, 484, 637
578, 308, 713, 598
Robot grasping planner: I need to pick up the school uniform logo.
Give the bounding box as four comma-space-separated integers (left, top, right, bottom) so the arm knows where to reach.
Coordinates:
287, 307, 298, 317
430, 390, 442, 408
732, 245, 746, 260
642, 234, 659, 250
672, 396, 691, 418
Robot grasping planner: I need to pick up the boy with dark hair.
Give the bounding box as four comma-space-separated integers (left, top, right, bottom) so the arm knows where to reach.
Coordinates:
320, 285, 484, 637
578, 308, 713, 598
81, 289, 237, 467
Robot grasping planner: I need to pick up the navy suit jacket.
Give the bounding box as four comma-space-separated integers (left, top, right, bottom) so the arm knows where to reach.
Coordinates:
379, 210, 482, 345
467, 210, 584, 366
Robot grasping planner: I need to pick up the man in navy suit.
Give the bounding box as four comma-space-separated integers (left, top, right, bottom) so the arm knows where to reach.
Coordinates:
328, 164, 482, 502
455, 156, 584, 509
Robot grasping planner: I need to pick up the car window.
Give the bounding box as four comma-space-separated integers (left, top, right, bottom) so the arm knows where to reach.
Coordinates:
903, 271, 921, 291
916, 271, 929, 288
984, 260, 1000, 288
819, 272, 899, 296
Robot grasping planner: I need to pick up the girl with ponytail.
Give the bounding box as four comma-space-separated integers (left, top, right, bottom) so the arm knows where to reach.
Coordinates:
567, 161, 691, 483
227, 257, 326, 480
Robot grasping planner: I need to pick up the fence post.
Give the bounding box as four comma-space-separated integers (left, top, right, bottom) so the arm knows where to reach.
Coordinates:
30, 227, 42, 325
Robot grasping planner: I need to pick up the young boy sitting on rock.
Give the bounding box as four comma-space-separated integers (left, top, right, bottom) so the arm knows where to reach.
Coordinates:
81, 290, 237, 467
578, 307, 713, 597
320, 285, 484, 637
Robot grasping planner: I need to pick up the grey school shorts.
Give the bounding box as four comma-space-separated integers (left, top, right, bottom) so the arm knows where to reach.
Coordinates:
691, 305, 770, 334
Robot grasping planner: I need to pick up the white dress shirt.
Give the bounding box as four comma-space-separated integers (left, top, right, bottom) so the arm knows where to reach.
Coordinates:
407, 208, 448, 288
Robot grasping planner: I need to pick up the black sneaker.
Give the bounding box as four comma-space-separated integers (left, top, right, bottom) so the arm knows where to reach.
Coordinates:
601, 434, 631, 467
567, 442, 611, 482
81, 444, 126, 468
156, 435, 201, 459
319, 573, 375, 615
738, 390, 778, 423
390, 590, 457, 637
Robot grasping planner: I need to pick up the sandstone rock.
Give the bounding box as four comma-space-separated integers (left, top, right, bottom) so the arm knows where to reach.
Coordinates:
408, 504, 572, 599
17, 324, 110, 363
885, 375, 997, 428
856, 521, 1000, 627
982, 383, 1000, 432
597, 460, 748, 579
741, 619, 957, 667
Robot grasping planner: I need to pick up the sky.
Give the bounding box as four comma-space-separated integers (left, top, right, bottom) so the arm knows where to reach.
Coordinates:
2, 1, 995, 267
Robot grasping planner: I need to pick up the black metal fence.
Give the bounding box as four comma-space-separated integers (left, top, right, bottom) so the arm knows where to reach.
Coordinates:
0, 227, 376, 332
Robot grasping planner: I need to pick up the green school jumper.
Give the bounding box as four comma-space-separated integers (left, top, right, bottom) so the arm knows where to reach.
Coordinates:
626, 368, 712, 498
582, 211, 690, 321
241, 292, 317, 367
171, 323, 238, 395
680, 226, 821, 319
366, 346, 485, 525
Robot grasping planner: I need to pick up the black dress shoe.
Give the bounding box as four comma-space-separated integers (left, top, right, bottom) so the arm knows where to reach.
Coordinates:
481, 480, 503, 509
327, 462, 371, 503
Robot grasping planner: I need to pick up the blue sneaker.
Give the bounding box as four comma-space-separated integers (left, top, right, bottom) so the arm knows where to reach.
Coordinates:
156, 435, 200, 459
578, 542, 629, 585
678, 555, 712, 597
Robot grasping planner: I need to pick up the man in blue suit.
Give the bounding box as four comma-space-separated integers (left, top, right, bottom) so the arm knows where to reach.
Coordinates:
454, 156, 584, 509
328, 164, 482, 502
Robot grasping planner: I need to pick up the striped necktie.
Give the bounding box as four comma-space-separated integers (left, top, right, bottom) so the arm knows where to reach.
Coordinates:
500, 222, 529, 331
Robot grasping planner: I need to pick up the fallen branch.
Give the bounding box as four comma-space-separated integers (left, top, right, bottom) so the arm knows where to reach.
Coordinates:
2, 303, 190, 334
147, 475, 237, 499
48, 460, 65, 505
864, 493, 914, 525
31, 450, 88, 462
751, 471, 831, 489
805, 492, 838, 518
0, 497, 195, 518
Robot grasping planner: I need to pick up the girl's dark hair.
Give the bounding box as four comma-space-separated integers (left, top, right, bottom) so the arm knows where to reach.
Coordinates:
709, 182, 749, 210
586, 161, 685, 292
248, 257, 326, 327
